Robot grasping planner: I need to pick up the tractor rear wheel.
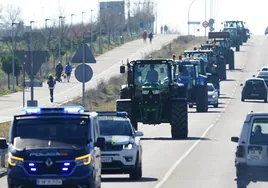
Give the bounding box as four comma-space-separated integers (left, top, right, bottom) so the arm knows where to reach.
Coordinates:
196, 85, 208, 112
229, 50, 235, 70
116, 100, 138, 130
170, 99, 188, 139
236, 45, 240, 52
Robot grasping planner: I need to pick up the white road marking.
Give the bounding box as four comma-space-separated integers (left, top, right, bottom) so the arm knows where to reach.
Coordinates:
153, 122, 215, 188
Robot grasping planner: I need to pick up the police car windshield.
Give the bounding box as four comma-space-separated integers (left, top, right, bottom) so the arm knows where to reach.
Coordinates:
250, 119, 268, 145
98, 119, 133, 136
13, 117, 90, 148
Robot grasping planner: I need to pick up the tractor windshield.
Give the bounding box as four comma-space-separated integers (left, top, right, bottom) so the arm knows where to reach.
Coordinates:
134, 63, 170, 86
178, 64, 195, 77
185, 52, 208, 62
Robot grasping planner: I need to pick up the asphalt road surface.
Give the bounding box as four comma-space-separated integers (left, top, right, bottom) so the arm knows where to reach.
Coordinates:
0, 35, 267, 188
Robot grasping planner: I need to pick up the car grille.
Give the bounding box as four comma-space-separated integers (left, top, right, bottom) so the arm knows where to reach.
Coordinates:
103, 143, 123, 151
24, 161, 75, 175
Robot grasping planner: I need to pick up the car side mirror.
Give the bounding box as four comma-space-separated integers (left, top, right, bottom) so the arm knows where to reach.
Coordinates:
240, 83, 243, 86
96, 137, 105, 150
0, 138, 8, 150
120, 65, 125, 73
135, 131, 144, 137
252, 75, 255, 77
231, 137, 239, 143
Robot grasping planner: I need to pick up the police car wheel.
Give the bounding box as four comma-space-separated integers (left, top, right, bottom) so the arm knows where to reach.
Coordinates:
129, 155, 142, 180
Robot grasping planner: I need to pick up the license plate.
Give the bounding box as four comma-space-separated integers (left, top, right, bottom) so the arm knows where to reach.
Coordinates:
101, 157, 113, 163
247, 150, 262, 161
36, 179, 62, 185
251, 93, 259, 96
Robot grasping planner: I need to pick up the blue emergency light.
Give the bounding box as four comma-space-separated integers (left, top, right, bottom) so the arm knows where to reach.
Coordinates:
96, 111, 128, 117
22, 106, 85, 114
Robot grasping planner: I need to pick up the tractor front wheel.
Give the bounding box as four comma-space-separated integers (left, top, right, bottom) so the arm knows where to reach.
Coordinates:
196, 85, 208, 112
116, 99, 138, 130
170, 99, 188, 139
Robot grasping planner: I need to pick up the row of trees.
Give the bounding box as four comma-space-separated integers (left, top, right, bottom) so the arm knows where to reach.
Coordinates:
0, 1, 157, 89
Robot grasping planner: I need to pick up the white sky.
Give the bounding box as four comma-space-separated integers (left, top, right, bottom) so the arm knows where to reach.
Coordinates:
0, 0, 267, 35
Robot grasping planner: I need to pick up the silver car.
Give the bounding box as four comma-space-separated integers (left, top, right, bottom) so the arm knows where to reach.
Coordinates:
207, 83, 219, 108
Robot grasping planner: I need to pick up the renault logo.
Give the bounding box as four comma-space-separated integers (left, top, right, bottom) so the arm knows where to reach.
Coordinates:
45, 158, 53, 167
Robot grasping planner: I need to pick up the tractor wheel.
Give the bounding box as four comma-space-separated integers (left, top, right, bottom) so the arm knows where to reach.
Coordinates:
170, 99, 188, 139
116, 100, 138, 130
196, 85, 208, 112
229, 50, 235, 70
236, 45, 240, 52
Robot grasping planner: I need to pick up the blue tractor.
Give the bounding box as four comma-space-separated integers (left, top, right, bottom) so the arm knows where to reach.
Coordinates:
174, 56, 208, 112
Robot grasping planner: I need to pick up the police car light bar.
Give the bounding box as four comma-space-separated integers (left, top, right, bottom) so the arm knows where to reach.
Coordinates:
22, 106, 85, 114
96, 111, 128, 117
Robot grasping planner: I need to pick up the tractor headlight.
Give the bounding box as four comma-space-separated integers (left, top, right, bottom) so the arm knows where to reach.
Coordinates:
152, 90, 160, 94
142, 90, 149, 95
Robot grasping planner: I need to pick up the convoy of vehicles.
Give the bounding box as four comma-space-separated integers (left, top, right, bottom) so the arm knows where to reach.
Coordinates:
0, 19, 256, 188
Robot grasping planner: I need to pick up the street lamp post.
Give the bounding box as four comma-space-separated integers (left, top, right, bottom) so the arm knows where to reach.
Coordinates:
90, 9, 94, 51
30, 20, 35, 102
81, 11, 87, 107
188, 0, 198, 36
70, 14, 76, 64
58, 16, 65, 63
11, 22, 18, 93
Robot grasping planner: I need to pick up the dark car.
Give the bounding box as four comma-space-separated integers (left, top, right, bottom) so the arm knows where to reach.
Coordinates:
241, 78, 268, 102
256, 71, 268, 86
0, 106, 105, 188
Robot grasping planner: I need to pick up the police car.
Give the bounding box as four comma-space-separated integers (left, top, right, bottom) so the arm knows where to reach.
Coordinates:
96, 111, 143, 180
0, 106, 105, 188
231, 111, 268, 187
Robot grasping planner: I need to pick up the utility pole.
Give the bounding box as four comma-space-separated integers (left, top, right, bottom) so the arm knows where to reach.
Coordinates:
30, 21, 35, 102
45, 19, 50, 78
82, 11, 86, 107
58, 16, 65, 63
205, 0, 207, 41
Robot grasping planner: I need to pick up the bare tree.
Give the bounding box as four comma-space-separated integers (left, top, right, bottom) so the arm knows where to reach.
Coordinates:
3, 4, 21, 24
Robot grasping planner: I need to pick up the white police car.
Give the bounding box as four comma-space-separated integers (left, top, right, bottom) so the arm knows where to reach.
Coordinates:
231, 111, 268, 187
96, 111, 144, 180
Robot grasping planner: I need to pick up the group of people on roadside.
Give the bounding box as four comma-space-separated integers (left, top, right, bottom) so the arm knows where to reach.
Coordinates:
47, 62, 72, 103
142, 30, 154, 44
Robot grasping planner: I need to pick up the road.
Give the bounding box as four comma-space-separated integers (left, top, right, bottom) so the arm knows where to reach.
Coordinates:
0, 35, 266, 188
0, 34, 178, 123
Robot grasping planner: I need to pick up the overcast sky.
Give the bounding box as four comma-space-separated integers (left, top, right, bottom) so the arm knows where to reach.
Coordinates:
1, 0, 267, 35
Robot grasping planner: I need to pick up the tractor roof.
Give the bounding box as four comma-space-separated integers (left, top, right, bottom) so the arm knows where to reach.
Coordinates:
184, 49, 213, 53
131, 59, 174, 64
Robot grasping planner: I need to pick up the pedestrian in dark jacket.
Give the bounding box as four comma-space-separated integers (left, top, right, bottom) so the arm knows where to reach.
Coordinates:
55, 62, 63, 82
47, 74, 56, 102
148, 32, 153, 44
65, 62, 72, 82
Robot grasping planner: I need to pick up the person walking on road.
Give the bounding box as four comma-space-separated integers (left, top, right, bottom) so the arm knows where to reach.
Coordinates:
47, 74, 56, 103
164, 25, 168, 34
142, 30, 148, 43
148, 32, 153, 44
55, 62, 63, 82
65, 62, 72, 82
160, 26, 163, 34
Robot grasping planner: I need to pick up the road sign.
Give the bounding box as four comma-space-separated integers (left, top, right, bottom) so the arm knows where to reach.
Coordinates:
188, 21, 201, 25
24, 81, 43, 87
75, 64, 93, 83
209, 18, 215, 25
202, 21, 209, 28
71, 43, 96, 64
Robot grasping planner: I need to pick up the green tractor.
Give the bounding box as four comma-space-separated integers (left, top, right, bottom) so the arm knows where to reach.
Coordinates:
208, 32, 235, 71
222, 20, 248, 43
116, 59, 188, 139
222, 27, 241, 51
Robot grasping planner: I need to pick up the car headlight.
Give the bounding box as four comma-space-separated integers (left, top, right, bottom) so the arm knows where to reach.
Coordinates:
123, 143, 133, 150
75, 154, 91, 166
8, 153, 24, 167
152, 90, 160, 94
212, 94, 216, 98
142, 90, 149, 95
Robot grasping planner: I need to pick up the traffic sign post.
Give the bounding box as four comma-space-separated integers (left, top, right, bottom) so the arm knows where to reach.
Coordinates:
71, 42, 96, 107
24, 81, 43, 87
